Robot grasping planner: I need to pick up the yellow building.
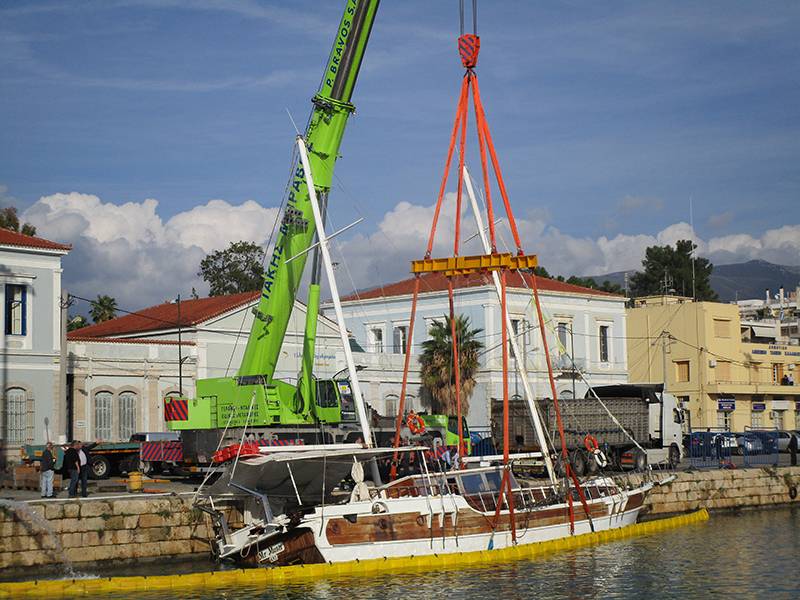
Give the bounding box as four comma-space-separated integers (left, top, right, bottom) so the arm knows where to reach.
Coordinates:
627, 295, 800, 432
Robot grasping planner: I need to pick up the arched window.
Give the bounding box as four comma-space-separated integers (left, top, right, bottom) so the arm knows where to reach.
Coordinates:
384, 394, 399, 418
5, 388, 27, 444
118, 391, 137, 441
94, 391, 113, 440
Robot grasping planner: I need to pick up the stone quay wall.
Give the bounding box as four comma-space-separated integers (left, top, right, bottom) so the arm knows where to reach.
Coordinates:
0, 495, 227, 570
631, 465, 800, 515
1, 467, 799, 570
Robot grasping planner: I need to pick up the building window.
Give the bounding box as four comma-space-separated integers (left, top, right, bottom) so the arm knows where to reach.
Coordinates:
94, 391, 113, 440
598, 325, 609, 363
713, 318, 731, 338
4, 284, 27, 336
751, 411, 762, 429
556, 322, 569, 355
675, 361, 691, 383
384, 394, 398, 418
118, 391, 137, 441
716, 361, 731, 382
369, 328, 384, 353
4, 387, 27, 444
773, 410, 784, 430
773, 364, 784, 384
393, 325, 408, 354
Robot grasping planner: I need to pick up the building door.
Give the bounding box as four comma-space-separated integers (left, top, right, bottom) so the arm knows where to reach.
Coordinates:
717, 411, 731, 431
773, 410, 784, 430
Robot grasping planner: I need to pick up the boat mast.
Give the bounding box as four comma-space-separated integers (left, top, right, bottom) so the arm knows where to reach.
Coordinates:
296, 137, 374, 448
462, 166, 557, 485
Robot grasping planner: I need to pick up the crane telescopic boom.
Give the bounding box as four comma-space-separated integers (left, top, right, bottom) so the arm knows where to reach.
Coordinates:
167, 0, 381, 436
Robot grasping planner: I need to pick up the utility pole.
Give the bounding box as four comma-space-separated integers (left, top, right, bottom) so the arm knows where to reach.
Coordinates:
177, 294, 183, 396
661, 330, 669, 393
58, 291, 71, 442
569, 324, 576, 400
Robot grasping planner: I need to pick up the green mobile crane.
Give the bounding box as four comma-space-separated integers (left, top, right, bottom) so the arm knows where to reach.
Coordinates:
165, 0, 470, 463
166, 0, 382, 460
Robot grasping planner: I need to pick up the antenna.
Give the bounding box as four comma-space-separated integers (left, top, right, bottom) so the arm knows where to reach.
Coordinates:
690, 195, 696, 300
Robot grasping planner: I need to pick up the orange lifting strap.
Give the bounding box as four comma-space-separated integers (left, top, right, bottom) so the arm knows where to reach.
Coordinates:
390, 6, 595, 541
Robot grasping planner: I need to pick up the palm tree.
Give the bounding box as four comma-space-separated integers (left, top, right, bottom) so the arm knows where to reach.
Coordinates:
89, 295, 118, 323
419, 315, 484, 416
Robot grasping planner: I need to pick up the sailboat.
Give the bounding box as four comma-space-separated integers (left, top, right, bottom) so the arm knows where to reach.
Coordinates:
196, 127, 654, 565
197, 4, 657, 568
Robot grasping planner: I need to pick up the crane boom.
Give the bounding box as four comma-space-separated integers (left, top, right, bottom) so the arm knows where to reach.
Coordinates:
167, 0, 381, 438
239, 0, 379, 381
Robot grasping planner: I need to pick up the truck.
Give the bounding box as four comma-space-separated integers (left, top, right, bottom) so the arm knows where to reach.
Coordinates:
162, 0, 461, 463
491, 383, 684, 475
21, 440, 141, 480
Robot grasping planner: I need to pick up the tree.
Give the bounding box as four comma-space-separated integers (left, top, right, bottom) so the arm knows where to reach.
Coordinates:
629, 240, 717, 300
198, 241, 266, 296
532, 266, 622, 294
419, 315, 484, 416
67, 315, 89, 331
0, 206, 36, 236
89, 295, 118, 323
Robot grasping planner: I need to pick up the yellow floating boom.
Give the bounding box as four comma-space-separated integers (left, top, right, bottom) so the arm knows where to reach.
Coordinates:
0, 509, 709, 599
411, 252, 538, 276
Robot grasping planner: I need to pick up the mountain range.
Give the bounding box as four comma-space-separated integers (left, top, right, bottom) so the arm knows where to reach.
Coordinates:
587, 260, 800, 302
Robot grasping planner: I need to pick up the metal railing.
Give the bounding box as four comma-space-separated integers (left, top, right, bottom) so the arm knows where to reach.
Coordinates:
685, 428, 778, 468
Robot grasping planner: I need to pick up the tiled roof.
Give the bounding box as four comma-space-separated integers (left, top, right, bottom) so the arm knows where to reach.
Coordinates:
0, 228, 71, 252
67, 336, 196, 346
69, 291, 259, 339
340, 272, 620, 302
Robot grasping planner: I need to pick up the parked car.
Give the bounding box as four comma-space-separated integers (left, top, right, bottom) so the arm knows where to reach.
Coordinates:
736, 433, 764, 455
777, 431, 794, 453
683, 431, 736, 458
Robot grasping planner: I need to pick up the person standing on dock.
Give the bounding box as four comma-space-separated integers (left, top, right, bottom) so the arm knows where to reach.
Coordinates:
40, 441, 56, 498
64, 441, 81, 498
790, 432, 798, 467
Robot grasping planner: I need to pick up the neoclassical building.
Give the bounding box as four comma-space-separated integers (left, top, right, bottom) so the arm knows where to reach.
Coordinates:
327, 272, 629, 430
67, 293, 347, 443
1, 229, 71, 463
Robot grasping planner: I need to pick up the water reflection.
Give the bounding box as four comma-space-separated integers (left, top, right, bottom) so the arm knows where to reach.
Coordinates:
36, 507, 800, 599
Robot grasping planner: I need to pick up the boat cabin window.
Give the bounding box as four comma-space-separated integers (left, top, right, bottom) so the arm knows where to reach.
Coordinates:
457, 470, 516, 495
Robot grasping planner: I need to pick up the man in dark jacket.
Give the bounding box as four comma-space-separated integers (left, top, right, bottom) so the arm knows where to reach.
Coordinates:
790, 432, 798, 467
40, 441, 56, 498
64, 441, 81, 498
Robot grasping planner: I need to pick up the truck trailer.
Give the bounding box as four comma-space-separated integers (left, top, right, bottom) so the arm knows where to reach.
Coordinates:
492, 384, 684, 475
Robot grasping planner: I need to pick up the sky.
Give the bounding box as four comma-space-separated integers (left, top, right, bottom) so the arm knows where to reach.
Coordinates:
2, 1, 799, 310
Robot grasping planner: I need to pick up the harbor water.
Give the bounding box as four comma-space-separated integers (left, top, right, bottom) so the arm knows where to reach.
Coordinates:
40, 505, 800, 600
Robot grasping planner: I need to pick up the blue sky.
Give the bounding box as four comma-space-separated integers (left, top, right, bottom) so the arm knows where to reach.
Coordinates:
2, 1, 799, 307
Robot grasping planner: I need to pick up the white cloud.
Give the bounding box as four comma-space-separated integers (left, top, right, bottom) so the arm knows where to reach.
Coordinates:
21, 191, 800, 311
23, 192, 279, 310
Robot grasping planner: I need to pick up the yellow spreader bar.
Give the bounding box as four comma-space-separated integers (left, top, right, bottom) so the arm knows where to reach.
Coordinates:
0, 509, 709, 598
411, 253, 538, 276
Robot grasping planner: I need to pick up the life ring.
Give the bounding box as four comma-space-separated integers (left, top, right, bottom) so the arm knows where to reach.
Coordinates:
790, 486, 798, 500
406, 412, 426, 435
584, 435, 599, 453
593, 448, 608, 468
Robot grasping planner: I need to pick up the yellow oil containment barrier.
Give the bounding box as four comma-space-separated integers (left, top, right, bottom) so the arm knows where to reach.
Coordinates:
0, 509, 708, 599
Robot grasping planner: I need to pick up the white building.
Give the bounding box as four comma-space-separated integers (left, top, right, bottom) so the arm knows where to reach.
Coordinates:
67, 293, 346, 443
1, 229, 71, 463
327, 272, 629, 430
